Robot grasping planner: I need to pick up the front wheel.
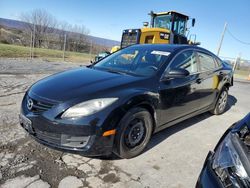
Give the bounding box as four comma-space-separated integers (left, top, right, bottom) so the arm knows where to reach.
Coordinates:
210, 87, 228, 115
114, 107, 153, 159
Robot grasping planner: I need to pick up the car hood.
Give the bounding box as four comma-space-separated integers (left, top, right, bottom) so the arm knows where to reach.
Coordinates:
29, 67, 144, 102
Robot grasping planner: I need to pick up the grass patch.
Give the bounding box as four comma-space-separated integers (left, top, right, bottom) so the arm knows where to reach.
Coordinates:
234, 69, 250, 80
234, 69, 249, 76
0, 43, 95, 63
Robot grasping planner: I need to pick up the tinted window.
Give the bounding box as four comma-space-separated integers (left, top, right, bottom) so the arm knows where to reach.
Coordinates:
173, 16, 186, 35
170, 51, 198, 74
198, 52, 217, 71
153, 15, 172, 30
215, 58, 223, 67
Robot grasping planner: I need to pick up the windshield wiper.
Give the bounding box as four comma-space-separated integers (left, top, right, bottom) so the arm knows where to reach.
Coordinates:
104, 68, 129, 75
93, 66, 138, 76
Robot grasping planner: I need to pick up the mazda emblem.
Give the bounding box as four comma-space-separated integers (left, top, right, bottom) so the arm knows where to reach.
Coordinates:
27, 99, 33, 110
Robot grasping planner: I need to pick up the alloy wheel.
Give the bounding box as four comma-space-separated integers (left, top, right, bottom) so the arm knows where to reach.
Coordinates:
218, 90, 228, 112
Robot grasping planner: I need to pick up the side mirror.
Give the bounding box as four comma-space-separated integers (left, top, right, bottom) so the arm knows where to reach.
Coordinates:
162, 68, 190, 80
192, 18, 196, 27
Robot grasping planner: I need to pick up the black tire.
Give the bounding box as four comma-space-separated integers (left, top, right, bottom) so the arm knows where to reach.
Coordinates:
114, 107, 153, 159
210, 86, 228, 115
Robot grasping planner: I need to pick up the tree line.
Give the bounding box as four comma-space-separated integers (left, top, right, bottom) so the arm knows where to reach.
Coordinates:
0, 9, 109, 54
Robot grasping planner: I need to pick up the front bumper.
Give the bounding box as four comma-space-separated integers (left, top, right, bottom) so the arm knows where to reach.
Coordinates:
196, 152, 224, 188
19, 112, 115, 156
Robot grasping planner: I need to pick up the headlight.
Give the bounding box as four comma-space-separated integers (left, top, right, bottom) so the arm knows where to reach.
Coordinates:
61, 98, 118, 118
212, 132, 250, 187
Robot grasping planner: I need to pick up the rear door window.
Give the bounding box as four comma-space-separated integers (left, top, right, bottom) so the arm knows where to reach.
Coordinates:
169, 50, 198, 74
198, 52, 217, 71
214, 58, 223, 67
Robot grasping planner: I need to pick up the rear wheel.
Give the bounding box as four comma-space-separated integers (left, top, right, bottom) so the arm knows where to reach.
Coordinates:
210, 86, 228, 115
114, 107, 153, 159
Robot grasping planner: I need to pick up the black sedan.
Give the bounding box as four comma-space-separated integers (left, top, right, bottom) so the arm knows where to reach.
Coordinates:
19, 44, 233, 158
196, 113, 250, 188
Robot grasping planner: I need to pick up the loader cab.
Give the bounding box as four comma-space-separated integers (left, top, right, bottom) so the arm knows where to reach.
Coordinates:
151, 11, 193, 44
151, 11, 189, 36
120, 11, 196, 49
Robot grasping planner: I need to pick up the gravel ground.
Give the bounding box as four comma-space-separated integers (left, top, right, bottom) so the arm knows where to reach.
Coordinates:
0, 58, 249, 188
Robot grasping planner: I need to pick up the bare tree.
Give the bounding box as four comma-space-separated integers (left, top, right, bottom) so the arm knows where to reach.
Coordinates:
20, 9, 57, 48
58, 21, 70, 50
68, 24, 90, 52
19, 8, 92, 53
57, 22, 90, 52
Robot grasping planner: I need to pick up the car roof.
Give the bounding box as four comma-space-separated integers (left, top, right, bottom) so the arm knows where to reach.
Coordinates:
130, 44, 217, 57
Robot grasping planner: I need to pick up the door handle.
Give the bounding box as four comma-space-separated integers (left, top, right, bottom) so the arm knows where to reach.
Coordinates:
196, 78, 202, 84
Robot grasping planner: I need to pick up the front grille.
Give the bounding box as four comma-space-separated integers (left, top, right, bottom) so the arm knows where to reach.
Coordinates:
35, 129, 61, 145
121, 29, 141, 48
26, 96, 55, 115
34, 129, 90, 148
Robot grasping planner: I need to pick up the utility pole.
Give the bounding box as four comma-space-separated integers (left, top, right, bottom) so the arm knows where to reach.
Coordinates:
29, 31, 32, 59
217, 22, 227, 56
32, 24, 36, 59
89, 40, 93, 62
233, 53, 241, 72
63, 34, 67, 61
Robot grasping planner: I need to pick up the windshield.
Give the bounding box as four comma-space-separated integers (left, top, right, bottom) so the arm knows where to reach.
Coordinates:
93, 45, 171, 76
153, 15, 172, 30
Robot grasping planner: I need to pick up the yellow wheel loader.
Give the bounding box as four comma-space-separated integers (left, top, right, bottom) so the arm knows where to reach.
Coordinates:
95, 11, 198, 61
120, 10, 198, 49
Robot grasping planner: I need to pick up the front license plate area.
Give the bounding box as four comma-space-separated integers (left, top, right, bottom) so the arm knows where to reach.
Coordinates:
19, 114, 34, 134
